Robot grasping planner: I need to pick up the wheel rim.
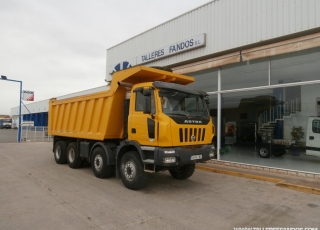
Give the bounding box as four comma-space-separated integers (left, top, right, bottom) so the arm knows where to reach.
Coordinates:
259, 148, 268, 157
68, 148, 75, 163
55, 146, 61, 160
94, 155, 103, 171
124, 161, 136, 181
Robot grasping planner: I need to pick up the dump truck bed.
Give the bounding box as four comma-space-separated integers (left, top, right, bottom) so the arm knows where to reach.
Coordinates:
48, 66, 194, 141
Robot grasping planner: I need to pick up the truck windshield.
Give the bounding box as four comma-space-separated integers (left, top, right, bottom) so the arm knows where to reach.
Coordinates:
159, 90, 209, 119
2, 119, 11, 123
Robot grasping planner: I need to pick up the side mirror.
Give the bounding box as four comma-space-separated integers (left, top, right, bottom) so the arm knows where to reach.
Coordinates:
143, 89, 151, 96
205, 97, 210, 105
143, 96, 151, 114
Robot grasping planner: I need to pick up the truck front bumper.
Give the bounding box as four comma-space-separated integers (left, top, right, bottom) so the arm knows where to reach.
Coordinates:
154, 145, 215, 167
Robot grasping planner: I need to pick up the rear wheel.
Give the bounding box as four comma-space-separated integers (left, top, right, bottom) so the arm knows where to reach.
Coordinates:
120, 151, 149, 190
67, 142, 83, 168
54, 141, 67, 164
272, 148, 286, 157
169, 164, 195, 180
91, 147, 114, 178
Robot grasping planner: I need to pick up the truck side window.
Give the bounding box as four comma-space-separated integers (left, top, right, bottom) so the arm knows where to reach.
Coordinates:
312, 120, 320, 133
150, 90, 156, 114
135, 92, 144, 111
135, 90, 156, 113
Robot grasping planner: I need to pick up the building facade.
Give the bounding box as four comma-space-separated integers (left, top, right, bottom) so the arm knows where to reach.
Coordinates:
107, 0, 320, 175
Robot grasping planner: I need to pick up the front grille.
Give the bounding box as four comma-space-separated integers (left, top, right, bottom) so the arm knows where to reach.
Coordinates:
179, 128, 206, 142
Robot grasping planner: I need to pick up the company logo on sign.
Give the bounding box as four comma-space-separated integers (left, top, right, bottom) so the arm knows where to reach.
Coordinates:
22, 90, 34, 101
113, 61, 133, 73
108, 34, 206, 73
137, 34, 205, 65
141, 49, 165, 63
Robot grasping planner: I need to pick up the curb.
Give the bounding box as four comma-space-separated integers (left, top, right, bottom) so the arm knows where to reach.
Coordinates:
195, 165, 320, 195
276, 182, 320, 195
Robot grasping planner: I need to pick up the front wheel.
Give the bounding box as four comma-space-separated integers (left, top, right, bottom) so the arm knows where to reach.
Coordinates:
169, 164, 195, 180
120, 151, 149, 190
258, 145, 271, 158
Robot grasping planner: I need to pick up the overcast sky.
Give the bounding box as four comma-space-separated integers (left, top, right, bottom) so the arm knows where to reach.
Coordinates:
0, 0, 211, 115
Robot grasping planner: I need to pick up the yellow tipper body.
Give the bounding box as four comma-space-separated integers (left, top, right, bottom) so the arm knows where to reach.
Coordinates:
48, 66, 194, 141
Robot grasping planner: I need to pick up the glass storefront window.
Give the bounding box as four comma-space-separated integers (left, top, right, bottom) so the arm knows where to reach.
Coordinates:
183, 46, 320, 174
187, 68, 218, 92
221, 58, 269, 90
271, 47, 320, 84
219, 84, 320, 173
207, 94, 218, 153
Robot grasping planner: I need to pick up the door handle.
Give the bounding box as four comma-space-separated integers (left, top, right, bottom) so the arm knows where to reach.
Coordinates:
309, 136, 314, 140
131, 128, 136, 134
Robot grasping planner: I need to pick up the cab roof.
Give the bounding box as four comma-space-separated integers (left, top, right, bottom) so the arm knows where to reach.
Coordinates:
112, 66, 194, 85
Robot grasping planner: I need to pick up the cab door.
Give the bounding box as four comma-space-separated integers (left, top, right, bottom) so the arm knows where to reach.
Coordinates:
128, 88, 158, 146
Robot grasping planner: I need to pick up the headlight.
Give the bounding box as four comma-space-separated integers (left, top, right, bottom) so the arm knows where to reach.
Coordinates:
164, 157, 176, 163
210, 146, 215, 157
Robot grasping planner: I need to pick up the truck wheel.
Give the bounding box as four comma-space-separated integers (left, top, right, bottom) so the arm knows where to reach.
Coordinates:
169, 164, 195, 180
120, 151, 149, 190
258, 145, 271, 158
67, 142, 83, 169
91, 147, 114, 178
272, 149, 286, 157
54, 141, 67, 164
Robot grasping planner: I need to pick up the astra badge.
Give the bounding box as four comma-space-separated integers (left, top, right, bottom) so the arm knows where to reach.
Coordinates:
184, 120, 202, 124
191, 135, 196, 141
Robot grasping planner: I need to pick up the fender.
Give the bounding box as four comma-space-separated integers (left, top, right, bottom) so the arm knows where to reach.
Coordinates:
117, 140, 144, 161
115, 140, 144, 178
90, 142, 116, 165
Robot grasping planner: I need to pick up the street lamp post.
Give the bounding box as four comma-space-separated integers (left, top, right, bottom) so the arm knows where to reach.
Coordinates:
1, 75, 23, 142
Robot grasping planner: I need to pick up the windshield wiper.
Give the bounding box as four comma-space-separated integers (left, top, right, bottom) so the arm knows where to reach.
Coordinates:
191, 115, 208, 119
166, 111, 190, 118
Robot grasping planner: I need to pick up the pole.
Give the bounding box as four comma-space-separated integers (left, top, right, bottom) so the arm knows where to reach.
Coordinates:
18, 81, 22, 142
0, 77, 23, 142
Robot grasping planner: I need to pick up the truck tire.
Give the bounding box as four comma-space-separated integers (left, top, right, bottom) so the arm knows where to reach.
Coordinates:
258, 145, 271, 158
272, 149, 286, 157
120, 151, 149, 190
54, 141, 67, 164
67, 142, 83, 169
91, 147, 114, 178
169, 164, 195, 180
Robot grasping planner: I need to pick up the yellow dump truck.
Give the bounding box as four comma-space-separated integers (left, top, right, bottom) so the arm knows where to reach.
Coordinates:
48, 66, 215, 190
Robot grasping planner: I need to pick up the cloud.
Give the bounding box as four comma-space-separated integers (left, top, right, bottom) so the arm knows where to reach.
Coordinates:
0, 0, 211, 114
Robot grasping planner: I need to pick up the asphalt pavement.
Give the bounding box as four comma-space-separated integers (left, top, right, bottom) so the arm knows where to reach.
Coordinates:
1, 142, 320, 230
0, 129, 18, 143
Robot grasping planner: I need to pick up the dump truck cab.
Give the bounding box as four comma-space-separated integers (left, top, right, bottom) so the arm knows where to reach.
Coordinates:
126, 81, 214, 167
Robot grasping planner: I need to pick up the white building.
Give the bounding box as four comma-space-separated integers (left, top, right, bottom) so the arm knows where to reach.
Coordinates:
106, 0, 320, 175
